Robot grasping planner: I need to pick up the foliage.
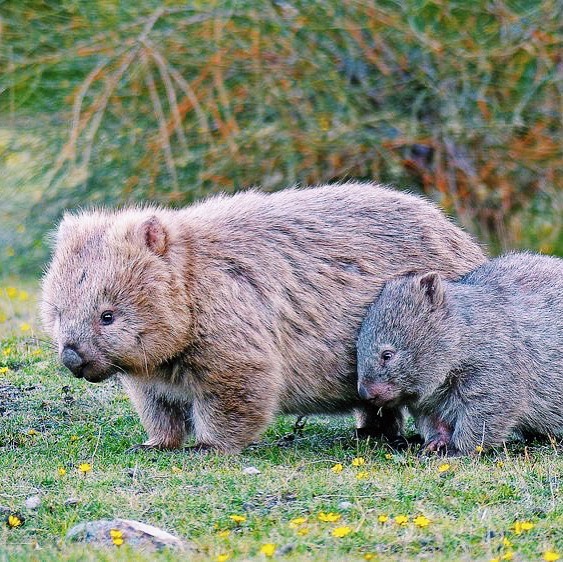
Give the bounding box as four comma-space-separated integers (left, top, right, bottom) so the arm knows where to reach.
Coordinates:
1, 0, 562, 276
1, 335, 563, 560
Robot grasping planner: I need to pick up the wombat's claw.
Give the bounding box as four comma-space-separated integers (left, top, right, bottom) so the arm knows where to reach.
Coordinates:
183, 443, 214, 454
126, 443, 158, 453
420, 439, 460, 457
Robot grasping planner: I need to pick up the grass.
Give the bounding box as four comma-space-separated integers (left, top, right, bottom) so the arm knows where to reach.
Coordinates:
0, 286, 562, 561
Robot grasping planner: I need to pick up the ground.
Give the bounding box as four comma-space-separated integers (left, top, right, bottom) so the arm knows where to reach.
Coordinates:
0, 286, 562, 561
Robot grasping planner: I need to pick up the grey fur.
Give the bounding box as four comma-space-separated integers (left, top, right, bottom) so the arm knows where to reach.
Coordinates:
357, 253, 563, 455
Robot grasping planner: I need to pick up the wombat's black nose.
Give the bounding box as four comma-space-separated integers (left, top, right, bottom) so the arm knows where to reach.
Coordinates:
61, 347, 84, 377
358, 383, 372, 400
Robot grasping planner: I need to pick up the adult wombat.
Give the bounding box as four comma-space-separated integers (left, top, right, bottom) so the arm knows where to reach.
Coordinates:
41, 182, 485, 453
357, 253, 563, 455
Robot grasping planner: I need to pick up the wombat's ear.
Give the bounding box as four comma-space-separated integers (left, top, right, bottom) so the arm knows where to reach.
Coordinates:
419, 272, 444, 308
139, 216, 168, 256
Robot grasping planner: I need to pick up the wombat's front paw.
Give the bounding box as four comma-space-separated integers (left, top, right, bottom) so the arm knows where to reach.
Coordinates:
421, 438, 460, 457
183, 443, 215, 454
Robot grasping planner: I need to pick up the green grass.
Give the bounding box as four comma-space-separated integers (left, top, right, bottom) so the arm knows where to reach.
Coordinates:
0, 295, 562, 561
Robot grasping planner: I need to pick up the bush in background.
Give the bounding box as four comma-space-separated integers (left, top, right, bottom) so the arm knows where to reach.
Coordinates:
1, 0, 562, 276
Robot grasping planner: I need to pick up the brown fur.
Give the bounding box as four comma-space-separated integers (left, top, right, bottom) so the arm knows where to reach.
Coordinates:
41, 182, 486, 452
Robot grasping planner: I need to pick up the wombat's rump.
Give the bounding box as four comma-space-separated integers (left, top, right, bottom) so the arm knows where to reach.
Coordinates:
41, 182, 485, 452
357, 253, 563, 455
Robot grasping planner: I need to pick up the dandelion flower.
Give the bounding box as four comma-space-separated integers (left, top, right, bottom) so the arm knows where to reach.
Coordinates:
109, 529, 124, 546
364, 554, 375, 561
297, 527, 309, 536
331, 463, 344, 473
413, 515, 431, 528
378, 514, 389, 523
78, 463, 92, 474
332, 526, 352, 538
385, 453, 393, 460
394, 515, 409, 526
502, 538, 513, 548
351, 457, 366, 467
171, 466, 183, 474
543, 551, 560, 561
356, 471, 369, 480
18, 290, 29, 301
513, 521, 534, 534
496, 461, 505, 468
0, 367, 9, 374
57, 467, 67, 476
218, 530, 230, 538
27, 429, 38, 436
216, 554, 230, 562
7, 514, 23, 528
70, 435, 79, 442
5, 287, 17, 299
318, 512, 341, 522
229, 514, 246, 524
501, 552, 514, 561
20, 323, 31, 333
289, 517, 307, 528
260, 543, 277, 557
438, 463, 450, 473
475, 445, 484, 453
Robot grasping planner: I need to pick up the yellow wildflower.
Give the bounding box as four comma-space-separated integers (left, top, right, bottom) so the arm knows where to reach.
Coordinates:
0, 367, 9, 374
217, 530, 230, 538
70, 435, 79, 442
78, 462, 92, 474
490, 558, 500, 562
438, 463, 450, 473
289, 517, 307, 528
5, 287, 17, 299
331, 463, 344, 473
501, 552, 514, 561
385, 453, 393, 460
502, 537, 513, 548
171, 466, 183, 474
2, 348, 12, 356
18, 290, 29, 301
356, 471, 369, 480
332, 526, 352, 538
475, 445, 484, 453
27, 429, 38, 436
216, 555, 230, 562
260, 543, 277, 557
513, 521, 534, 534
394, 515, 409, 526
110, 528, 124, 546
413, 515, 431, 528
364, 554, 375, 561
7, 514, 22, 528
543, 552, 561, 562
318, 512, 341, 522
57, 467, 67, 476
229, 514, 246, 524
20, 323, 31, 333
496, 461, 504, 468
351, 457, 366, 467
377, 514, 389, 523
297, 527, 309, 536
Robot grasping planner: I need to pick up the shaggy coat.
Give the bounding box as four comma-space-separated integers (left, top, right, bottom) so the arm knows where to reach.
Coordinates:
357, 253, 563, 455
42, 182, 485, 452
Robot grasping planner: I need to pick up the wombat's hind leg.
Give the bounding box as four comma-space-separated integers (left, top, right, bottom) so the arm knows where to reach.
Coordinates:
354, 405, 409, 449
420, 416, 460, 457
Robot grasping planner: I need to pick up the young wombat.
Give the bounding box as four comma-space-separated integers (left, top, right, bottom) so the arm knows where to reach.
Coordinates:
41, 182, 485, 453
357, 253, 563, 455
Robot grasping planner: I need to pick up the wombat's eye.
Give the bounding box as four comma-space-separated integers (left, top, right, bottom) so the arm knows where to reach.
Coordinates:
100, 311, 114, 325
380, 350, 395, 363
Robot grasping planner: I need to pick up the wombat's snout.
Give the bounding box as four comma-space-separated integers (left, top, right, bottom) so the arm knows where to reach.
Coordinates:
358, 380, 401, 406
61, 346, 84, 377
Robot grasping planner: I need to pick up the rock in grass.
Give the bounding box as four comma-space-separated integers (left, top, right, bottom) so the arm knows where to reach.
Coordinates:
24, 496, 41, 510
66, 518, 194, 552
242, 466, 261, 475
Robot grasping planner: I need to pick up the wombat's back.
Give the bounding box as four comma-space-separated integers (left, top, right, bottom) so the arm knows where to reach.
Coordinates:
456, 253, 563, 434
177, 182, 486, 414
